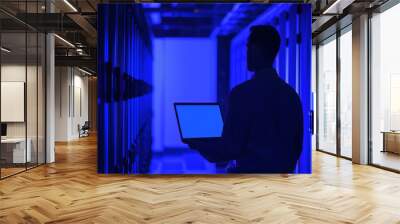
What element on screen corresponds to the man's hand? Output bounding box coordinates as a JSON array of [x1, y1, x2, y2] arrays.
[[187, 142, 197, 150], [183, 138, 220, 150], [182, 140, 200, 150]]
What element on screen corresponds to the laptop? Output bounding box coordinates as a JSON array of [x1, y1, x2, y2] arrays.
[[174, 103, 224, 142]]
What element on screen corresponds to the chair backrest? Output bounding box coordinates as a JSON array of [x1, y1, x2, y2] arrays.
[[82, 121, 90, 129]]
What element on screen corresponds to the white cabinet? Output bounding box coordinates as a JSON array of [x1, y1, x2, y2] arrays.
[[1, 138, 32, 163]]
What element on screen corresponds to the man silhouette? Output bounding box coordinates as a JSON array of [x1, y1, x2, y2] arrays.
[[187, 25, 303, 173]]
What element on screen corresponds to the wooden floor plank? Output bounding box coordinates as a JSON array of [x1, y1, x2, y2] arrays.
[[0, 135, 400, 223]]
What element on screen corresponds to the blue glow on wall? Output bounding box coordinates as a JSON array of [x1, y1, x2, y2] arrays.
[[152, 38, 217, 151]]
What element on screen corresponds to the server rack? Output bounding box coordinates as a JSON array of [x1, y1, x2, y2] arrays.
[[98, 4, 153, 174]]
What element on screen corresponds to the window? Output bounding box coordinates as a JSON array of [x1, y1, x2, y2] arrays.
[[0, 1, 47, 179], [339, 28, 352, 158], [370, 3, 400, 171], [317, 35, 337, 154]]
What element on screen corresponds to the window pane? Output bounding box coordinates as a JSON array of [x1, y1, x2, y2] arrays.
[[371, 4, 400, 171], [38, 32, 45, 165], [318, 37, 337, 154], [1, 30, 28, 177], [27, 31, 38, 169], [0, 1, 46, 178], [340, 29, 352, 158]]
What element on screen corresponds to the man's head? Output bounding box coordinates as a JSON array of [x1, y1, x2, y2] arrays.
[[247, 25, 281, 72]]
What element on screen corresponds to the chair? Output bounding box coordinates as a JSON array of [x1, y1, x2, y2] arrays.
[[78, 121, 90, 138]]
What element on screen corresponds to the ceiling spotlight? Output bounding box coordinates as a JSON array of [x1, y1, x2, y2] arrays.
[[322, 0, 354, 15], [78, 67, 93, 76], [54, 34, 75, 48], [63, 0, 78, 12], [1, 47, 11, 53]]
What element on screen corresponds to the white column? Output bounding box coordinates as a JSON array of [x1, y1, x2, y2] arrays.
[[46, 1, 55, 163], [352, 14, 369, 164], [46, 33, 55, 163]]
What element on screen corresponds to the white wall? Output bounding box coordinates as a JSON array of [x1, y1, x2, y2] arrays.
[[73, 74, 89, 136], [1, 66, 26, 139], [152, 38, 217, 151], [1, 65, 27, 141], [55, 67, 69, 141], [1, 65, 39, 137], [55, 67, 89, 141]]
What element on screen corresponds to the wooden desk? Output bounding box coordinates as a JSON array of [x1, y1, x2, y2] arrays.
[[1, 138, 31, 164], [382, 131, 400, 154]]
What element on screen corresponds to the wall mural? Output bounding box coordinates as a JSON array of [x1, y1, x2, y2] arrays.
[[98, 3, 312, 174]]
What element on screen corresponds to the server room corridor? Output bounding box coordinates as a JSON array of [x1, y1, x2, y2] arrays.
[[97, 3, 312, 174], [151, 35, 222, 174]]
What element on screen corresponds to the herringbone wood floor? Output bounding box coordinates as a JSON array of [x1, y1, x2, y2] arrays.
[[1, 135, 400, 224]]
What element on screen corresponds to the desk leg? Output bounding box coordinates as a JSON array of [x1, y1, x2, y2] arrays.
[[382, 133, 386, 153]]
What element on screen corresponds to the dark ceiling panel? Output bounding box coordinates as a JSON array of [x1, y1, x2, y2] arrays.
[[152, 25, 213, 37], [14, 13, 81, 32], [144, 3, 235, 37], [160, 16, 217, 25]]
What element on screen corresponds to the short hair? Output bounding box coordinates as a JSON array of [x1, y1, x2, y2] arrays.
[[248, 25, 281, 61]]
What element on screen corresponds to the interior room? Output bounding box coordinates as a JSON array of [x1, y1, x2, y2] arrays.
[[1, 0, 400, 223], [0, 5, 46, 178], [54, 66, 93, 141], [52, 7, 97, 142]]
